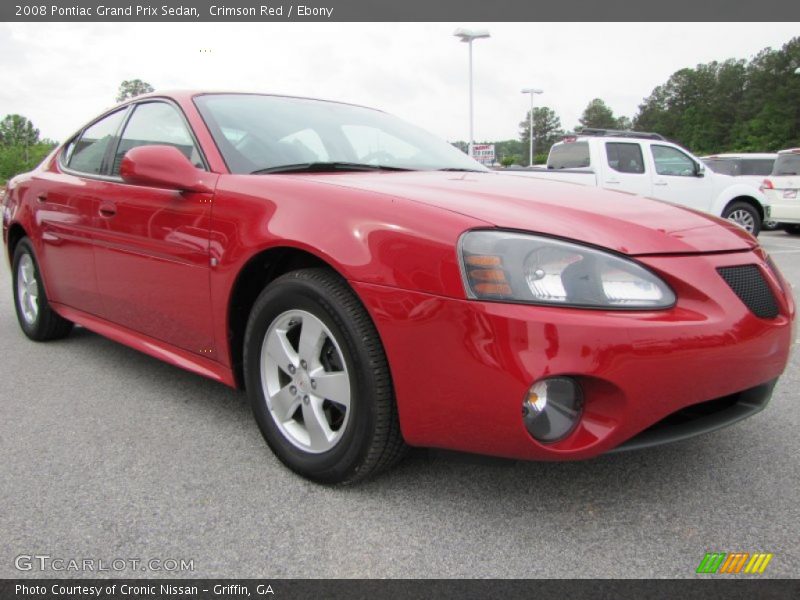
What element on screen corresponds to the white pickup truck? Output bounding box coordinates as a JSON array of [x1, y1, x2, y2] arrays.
[[505, 130, 770, 235]]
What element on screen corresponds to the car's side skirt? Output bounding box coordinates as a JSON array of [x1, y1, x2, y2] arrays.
[[50, 302, 238, 388]]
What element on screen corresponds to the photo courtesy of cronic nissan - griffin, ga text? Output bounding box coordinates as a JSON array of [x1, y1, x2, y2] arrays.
[[2, 92, 795, 483]]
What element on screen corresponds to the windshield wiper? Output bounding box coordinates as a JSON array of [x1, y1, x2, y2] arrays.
[[251, 162, 412, 175], [435, 167, 486, 172]]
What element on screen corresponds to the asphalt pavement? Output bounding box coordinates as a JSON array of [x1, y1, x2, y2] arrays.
[[0, 231, 798, 578]]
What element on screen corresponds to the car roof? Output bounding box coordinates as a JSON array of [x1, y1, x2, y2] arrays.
[[777, 148, 800, 155], [128, 89, 382, 112]]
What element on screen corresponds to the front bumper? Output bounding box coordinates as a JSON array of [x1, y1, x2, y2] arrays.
[[353, 248, 794, 460]]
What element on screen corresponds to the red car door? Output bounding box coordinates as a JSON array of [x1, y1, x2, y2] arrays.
[[91, 100, 218, 358], [34, 108, 129, 316]]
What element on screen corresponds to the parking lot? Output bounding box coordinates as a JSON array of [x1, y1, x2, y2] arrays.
[[0, 231, 798, 579]]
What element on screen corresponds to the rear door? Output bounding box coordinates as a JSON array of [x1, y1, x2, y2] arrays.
[[647, 143, 712, 211], [91, 100, 218, 357], [35, 108, 129, 315], [599, 141, 652, 197]]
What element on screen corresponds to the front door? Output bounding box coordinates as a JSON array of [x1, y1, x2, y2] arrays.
[[91, 101, 218, 358]]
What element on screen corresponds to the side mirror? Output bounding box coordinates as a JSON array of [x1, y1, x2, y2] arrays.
[[120, 145, 213, 193], [695, 162, 706, 177]]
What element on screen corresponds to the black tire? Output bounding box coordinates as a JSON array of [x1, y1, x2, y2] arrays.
[[784, 224, 800, 235], [243, 268, 406, 484], [12, 237, 73, 341], [722, 201, 761, 236]]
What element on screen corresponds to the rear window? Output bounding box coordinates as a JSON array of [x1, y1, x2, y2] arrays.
[[773, 154, 800, 176], [548, 142, 590, 169], [740, 159, 774, 176]]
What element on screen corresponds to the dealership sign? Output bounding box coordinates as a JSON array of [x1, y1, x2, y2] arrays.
[[472, 144, 495, 165]]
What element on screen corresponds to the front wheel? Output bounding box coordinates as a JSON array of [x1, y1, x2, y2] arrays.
[[243, 268, 406, 484], [723, 202, 761, 236]]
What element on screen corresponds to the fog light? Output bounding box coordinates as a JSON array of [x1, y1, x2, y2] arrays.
[[522, 377, 583, 443]]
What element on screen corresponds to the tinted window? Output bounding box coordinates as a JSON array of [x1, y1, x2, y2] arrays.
[[194, 94, 485, 174], [112, 102, 203, 175], [740, 159, 774, 176], [606, 142, 644, 174], [772, 154, 800, 176], [68, 109, 127, 175], [702, 158, 737, 176], [651, 145, 696, 177], [547, 142, 590, 169]]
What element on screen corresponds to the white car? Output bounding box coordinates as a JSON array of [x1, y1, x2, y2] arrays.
[[505, 129, 770, 235], [761, 148, 800, 234], [701, 153, 778, 229]]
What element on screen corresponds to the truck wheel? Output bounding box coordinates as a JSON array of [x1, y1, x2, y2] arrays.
[[12, 238, 73, 341], [723, 202, 760, 236], [243, 268, 406, 484]]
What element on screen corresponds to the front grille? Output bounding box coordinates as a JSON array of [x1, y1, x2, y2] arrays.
[[717, 265, 779, 319]]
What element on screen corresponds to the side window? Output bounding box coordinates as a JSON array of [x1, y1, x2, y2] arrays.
[[112, 102, 203, 175], [651, 145, 697, 177], [606, 142, 645, 174], [67, 109, 127, 175]]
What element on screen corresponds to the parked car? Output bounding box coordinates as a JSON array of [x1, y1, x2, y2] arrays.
[[3, 93, 794, 483], [505, 129, 770, 235], [701, 153, 779, 230], [760, 148, 800, 234]]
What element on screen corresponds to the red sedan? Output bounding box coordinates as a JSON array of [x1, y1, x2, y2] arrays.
[[2, 92, 795, 483]]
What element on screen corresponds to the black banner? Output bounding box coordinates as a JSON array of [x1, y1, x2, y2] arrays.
[[1, 579, 799, 600], [3, 0, 800, 22]]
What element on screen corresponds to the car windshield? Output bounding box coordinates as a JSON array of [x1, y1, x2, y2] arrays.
[[194, 93, 487, 174], [773, 154, 800, 176]]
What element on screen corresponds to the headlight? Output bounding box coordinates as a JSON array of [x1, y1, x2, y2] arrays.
[[459, 230, 675, 309]]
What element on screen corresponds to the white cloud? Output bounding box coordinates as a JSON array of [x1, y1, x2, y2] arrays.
[[0, 22, 797, 144]]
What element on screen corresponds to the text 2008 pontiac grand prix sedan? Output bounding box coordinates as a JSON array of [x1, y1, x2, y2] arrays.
[[2, 92, 795, 483]]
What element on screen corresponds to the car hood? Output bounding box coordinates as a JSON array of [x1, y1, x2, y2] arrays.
[[283, 171, 757, 256]]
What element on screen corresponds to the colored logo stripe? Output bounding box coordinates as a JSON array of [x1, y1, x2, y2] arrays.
[[697, 552, 773, 574]]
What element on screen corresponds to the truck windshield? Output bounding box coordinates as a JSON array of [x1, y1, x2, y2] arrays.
[[772, 154, 800, 176], [548, 142, 590, 170], [193, 93, 487, 174]]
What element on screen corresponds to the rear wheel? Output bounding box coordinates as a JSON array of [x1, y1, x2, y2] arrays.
[[12, 238, 73, 341], [243, 268, 406, 484], [723, 201, 761, 236]]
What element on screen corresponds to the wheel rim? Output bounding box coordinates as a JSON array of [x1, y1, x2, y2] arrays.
[[17, 254, 39, 325], [727, 209, 756, 233], [260, 309, 352, 454]]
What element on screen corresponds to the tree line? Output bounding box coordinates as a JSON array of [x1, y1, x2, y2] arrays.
[[480, 35, 800, 166]]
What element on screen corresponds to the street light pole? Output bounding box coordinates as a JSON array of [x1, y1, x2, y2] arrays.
[[521, 88, 543, 167], [454, 28, 490, 160]]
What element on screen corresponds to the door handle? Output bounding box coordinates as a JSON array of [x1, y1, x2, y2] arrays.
[[98, 201, 117, 218], [36, 193, 47, 203], [654, 181, 668, 186], [605, 179, 620, 185]]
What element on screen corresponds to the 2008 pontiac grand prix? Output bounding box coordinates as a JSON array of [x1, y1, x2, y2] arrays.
[[2, 92, 794, 483]]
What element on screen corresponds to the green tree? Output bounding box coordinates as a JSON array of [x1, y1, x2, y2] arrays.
[[116, 79, 155, 102], [518, 106, 563, 164], [578, 98, 618, 129], [0, 114, 40, 162], [633, 37, 800, 153]]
